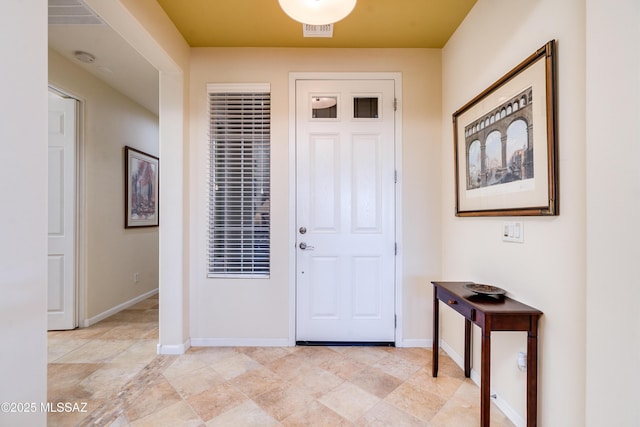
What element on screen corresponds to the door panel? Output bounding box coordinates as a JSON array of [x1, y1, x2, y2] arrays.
[[309, 134, 340, 232], [47, 255, 65, 312], [48, 91, 77, 330], [309, 256, 340, 319], [352, 134, 382, 232], [48, 147, 65, 234], [352, 256, 382, 318], [296, 79, 395, 342]]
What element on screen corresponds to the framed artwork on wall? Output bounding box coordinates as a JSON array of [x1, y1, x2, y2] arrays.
[[125, 146, 159, 228], [453, 40, 558, 217]]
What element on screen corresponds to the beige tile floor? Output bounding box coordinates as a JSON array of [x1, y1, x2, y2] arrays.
[[47, 294, 514, 426]]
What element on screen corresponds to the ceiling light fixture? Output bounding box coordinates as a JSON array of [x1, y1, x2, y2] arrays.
[[74, 50, 96, 64], [312, 97, 337, 108], [278, 0, 357, 25]]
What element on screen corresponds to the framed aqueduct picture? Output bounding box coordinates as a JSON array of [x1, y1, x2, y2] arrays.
[[453, 40, 558, 217], [125, 146, 159, 228]]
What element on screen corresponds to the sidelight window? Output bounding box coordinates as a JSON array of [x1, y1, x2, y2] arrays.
[[207, 84, 271, 277]]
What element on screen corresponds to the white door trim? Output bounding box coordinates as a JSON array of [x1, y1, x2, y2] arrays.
[[48, 85, 85, 329], [287, 72, 403, 346]]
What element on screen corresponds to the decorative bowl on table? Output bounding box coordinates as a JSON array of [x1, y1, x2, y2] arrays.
[[464, 283, 506, 296]]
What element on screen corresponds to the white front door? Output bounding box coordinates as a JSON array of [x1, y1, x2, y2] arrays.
[[296, 79, 396, 342], [47, 91, 77, 330]]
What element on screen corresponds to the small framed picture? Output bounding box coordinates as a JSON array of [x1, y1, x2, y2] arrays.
[[124, 146, 159, 228], [453, 40, 558, 216]]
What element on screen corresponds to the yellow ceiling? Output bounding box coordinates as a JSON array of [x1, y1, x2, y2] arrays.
[[155, 0, 477, 48]]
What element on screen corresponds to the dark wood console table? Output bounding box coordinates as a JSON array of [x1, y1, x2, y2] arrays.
[[431, 281, 542, 427]]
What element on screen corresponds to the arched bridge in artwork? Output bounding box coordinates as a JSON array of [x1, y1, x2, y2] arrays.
[[463, 87, 534, 190]]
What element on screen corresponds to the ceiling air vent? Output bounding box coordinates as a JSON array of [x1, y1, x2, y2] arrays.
[[48, 0, 104, 25], [303, 24, 333, 38]]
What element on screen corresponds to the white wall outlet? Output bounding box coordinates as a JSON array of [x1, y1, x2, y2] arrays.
[[517, 351, 527, 371], [502, 221, 524, 243], [134, 272, 140, 283]]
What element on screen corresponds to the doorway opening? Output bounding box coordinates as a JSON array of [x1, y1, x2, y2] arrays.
[[47, 87, 81, 331]]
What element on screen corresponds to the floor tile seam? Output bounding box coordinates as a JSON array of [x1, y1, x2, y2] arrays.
[[379, 381, 450, 424], [247, 379, 329, 422], [47, 363, 102, 401], [350, 398, 417, 426], [185, 383, 256, 424], [48, 339, 95, 362], [55, 340, 149, 365], [206, 348, 264, 368], [175, 367, 260, 402], [279, 398, 353, 426], [161, 395, 207, 426], [160, 361, 215, 383], [193, 384, 270, 425], [260, 352, 328, 368], [101, 322, 158, 330], [47, 362, 136, 394], [341, 356, 392, 371], [77, 354, 176, 426], [350, 379, 405, 402], [87, 338, 154, 345], [262, 361, 317, 382], [414, 374, 469, 399], [372, 352, 427, 370], [316, 392, 382, 424], [47, 353, 72, 364], [357, 360, 409, 377], [293, 376, 349, 401], [238, 373, 298, 402], [261, 362, 354, 399], [121, 369, 186, 423]]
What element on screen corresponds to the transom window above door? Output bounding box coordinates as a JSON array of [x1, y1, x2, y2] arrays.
[[310, 95, 382, 120], [353, 96, 379, 119], [311, 96, 337, 119]]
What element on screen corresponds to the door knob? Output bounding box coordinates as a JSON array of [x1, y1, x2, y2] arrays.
[[299, 242, 314, 250]]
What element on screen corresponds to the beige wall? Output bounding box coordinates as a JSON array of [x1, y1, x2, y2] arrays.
[[189, 48, 442, 343], [585, 1, 640, 425], [107, 0, 192, 352], [1, 1, 188, 424], [49, 49, 159, 320], [0, 2, 48, 425], [442, 0, 586, 425]]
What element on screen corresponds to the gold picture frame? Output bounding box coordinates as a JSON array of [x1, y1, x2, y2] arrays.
[[453, 40, 558, 216]]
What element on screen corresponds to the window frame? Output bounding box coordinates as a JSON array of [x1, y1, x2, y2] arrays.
[[207, 83, 271, 278]]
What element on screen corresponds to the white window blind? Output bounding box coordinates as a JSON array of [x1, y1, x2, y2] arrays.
[[207, 84, 270, 277]]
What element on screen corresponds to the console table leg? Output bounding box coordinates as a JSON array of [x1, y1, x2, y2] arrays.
[[481, 328, 491, 427], [464, 319, 471, 377], [527, 325, 539, 426], [432, 296, 439, 377]]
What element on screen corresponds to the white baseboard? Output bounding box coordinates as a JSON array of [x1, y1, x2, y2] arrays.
[[399, 338, 432, 348], [439, 339, 525, 427], [157, 340, 191, 355], [491, 393, 525, 427], [190, 338, 291, 347], [191, 338, 432, 349], [439, 339, 465, 368], [81, 288, 159, 327]]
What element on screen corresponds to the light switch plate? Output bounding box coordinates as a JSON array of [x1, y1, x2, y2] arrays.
[[502, 221, 524, 243]]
